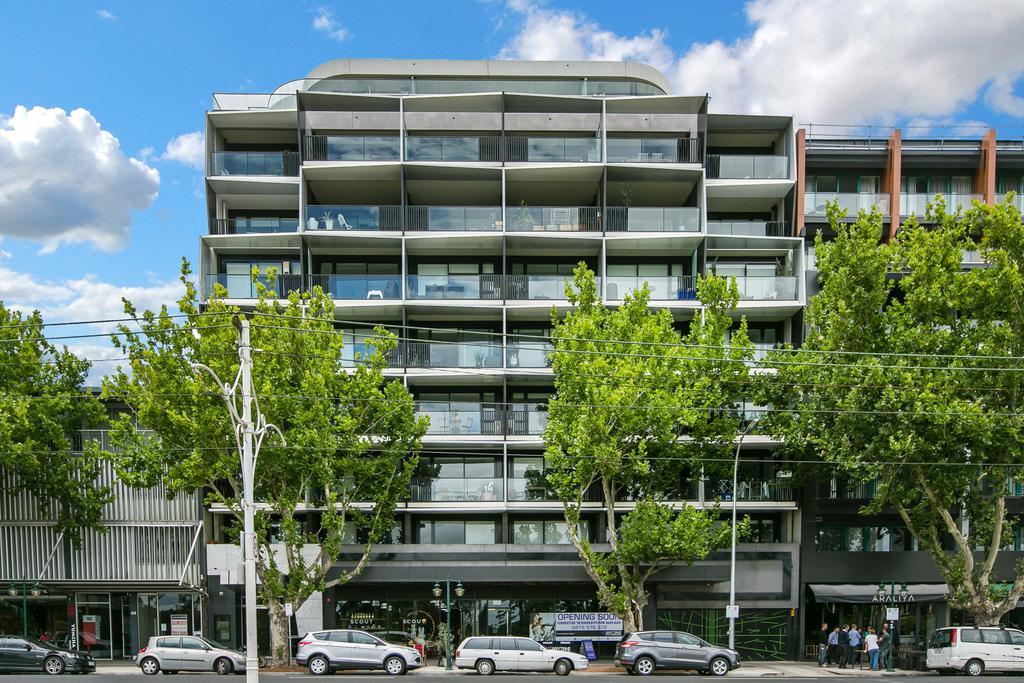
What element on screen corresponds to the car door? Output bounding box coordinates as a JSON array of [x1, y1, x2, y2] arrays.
[[648, 632, 680, 666], [513, 638, 550, 671], [2, 637, 40, 671], [675, 632, 710, 669], [1008, 630, 1024, 670], [981, 629, 1013, 672], [327, 631, 356, 667], [347, 631, 385, 668], [177, 637, 210, 671], [494, 638, 519, 671]]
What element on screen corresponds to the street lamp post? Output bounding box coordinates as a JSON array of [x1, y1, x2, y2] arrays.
[[432, 578, 464, 671], [876, 581, 908, 672], [728, 416, 759, 651], [7, 580, 42, 637]]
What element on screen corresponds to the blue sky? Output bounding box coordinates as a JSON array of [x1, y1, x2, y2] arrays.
[[0, 0, 1022, 368]]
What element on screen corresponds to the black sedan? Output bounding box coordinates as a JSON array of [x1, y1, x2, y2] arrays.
[[0, 635, 96, 674]]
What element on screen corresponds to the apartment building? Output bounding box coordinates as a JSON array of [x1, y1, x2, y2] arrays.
[[199, 59, 804, 660]]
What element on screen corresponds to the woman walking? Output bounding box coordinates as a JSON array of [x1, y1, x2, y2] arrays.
[[864, 626, 880, 671]]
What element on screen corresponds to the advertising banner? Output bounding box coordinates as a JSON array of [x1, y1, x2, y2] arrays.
[[529, 613, 556, 642], [171, 614, 189, 636], [554, 613, 623, 642]]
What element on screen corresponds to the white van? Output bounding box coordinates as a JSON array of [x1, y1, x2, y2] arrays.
[[927, 626, 1024, 676]]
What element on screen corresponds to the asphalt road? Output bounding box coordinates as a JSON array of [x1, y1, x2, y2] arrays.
[[32, 676, 964, 682]]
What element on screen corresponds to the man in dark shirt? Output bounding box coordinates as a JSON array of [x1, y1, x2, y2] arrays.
[[817, 623, 829, 667], [837, 624, 850, 669]]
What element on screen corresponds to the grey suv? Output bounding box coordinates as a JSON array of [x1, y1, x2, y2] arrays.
[[296, 629, 422, 675], [614, 630, 740, 676], [135, 635, 246, 675]]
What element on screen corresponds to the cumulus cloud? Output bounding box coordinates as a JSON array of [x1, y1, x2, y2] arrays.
[[161, 131, 204, 169], [313, 6, 350, 42], [499, 0, 1024, 124], [97, 9, 116, 20], [0, 106, 159, 253]]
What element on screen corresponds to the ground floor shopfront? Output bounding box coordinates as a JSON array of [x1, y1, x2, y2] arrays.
[[0, 587, 204, 659]]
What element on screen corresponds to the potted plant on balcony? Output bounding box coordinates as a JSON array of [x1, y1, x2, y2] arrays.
[[513, 200, 534, 231], [473, 349, 487, 368], [320, 210, 335, 230]]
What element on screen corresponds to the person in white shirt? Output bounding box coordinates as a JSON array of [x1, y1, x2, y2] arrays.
[[864, 626, 880, 671]]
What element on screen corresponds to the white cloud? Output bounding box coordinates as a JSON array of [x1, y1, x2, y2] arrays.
[[161, 131, 204, 169], [97, 9, 116, 21], [0, 106, 159, 253], [0, 249, 10, 260], [499, 0, 1024, 124], [313, 6, 350, 42]]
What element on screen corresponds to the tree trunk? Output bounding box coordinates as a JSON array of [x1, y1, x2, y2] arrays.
[[267, 598, 290, 662]]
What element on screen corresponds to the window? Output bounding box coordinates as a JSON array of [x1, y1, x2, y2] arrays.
[[329, 631, 350, 642], [350, 632, 380, 646], [180, 637, 206, 650], [930, 630, 952, 648], [961, 630, 982, 643], [512, 519, 589, 544], [517, 639, 543, 651], [418, 520, 497, 544], [981, 630, 1008, 645], [465, 638, 492, 650], [498, 638, 517, 651], [652, 632, 675, 643], [157, 637, 181, 648], [677, 633, 703, 647], [1009, 631, 1024, 646], [312, 632, 329, 641]]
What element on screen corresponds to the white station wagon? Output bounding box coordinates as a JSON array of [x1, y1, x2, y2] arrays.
[[454, 636, 589, 675], [927, 626, 1024, 676]]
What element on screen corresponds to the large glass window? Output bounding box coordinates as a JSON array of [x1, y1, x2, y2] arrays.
[[511, 519, 589, 544], [418, 520, 497, 544], [77, 594, 112, 659]]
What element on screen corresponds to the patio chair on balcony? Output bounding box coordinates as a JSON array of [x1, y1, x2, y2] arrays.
[[550, 208, 573, 231]]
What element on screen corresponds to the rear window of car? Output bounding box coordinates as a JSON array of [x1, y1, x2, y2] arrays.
[[982, 630, 1008, 644], [633, 632, 652, 641], [311, 632, 329, 641], [464, 638, 491, 650], [652, 632, 674, 643], [961, 629, 982, 643], [156, 637, 181, 649], [328, 631, 350, 643], [930, 630, 953, 648]]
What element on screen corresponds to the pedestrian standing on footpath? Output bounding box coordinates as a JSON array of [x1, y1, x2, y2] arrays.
[[879, 623, 893, 670], [827, 626, 839, 666], [864, 626, 880, 671], [837, 624, 850, 669], [817, 623, 829, 667], [848, 623, 862, 667]]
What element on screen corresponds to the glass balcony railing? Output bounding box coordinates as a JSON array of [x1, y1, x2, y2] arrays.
[[302, 135, 400, 161], [707, 220, 789, 237], [204, 273, 303, 299], [506, 206, 601, 232], [305, 205, 402, 231], [212, 217, 299, 235], [507, 477, 603, 502], [414, 403, 504, 434], [309, 275, 402, 300], [411, 477, 503, 501], [506, 341, 553, 368], [503, 275, 592, 300], [704, 478, 794, 502], [406, 275, 505, 300], [727, 276, 798, 301], [901, 193, 982, 216], [505, 137, 602, 163], [605, 207, 701, 232], [210, 151, 299, 176], [405, 342, 503, 369], [606, 138, 700, 164], [405, 206, 503, 231], [707, 154, 789, 179], [605, 275, 697, 301], [804, 192, 891, 217], [406, 136, 503, 162], [996, 193, 1024, 212], [506, 403, 548, 435]]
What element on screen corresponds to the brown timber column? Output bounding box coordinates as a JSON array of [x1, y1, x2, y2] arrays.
[[976, 129, 996, 204], [886, 129, 902, 240], [795, 129, 806, 236]]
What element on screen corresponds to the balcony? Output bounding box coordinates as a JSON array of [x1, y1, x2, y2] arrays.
[[707, 220, 789, 237], [507, 403, 548, 435], [302, 135, 400, 162], [406, 136, 502, 162], [816, 480, 875, 500], [204, 273, 303, 299], [729, 276, 798, 301], [605, 207, 701, 232], [605, 275, 697, 301], [506, 206, 601, 232], [507, 477, 603, 502], [210, 151, 299, 176], [406, 206, 503, 231], [309, 275, 402, 300], [706, 154, 788, 180], [305, 205, 402, 231], [506, 341, 553, 368], [406, 275, 504, 300], [411, 477, 503, 502], [606, 138, 700, 164], [996, 193, 1024, 212], [405, 342, 503, 369], [504, 275, 589, 300], [506, 137, 601, 163], [804, 192, 890, 217], [705, 478, 794, 502], [212, 217, 299, 235], [415, 403, 504, 434], [901, 193, 982, 216]]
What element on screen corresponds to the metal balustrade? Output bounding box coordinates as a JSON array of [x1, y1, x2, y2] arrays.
[[505, 206, 601, 232], [302, 135, 401, 161], [606, 137, 700, 163], [707, 154, 789, 179], [605, 207, 701, 232], [405, 206, 503, 231]]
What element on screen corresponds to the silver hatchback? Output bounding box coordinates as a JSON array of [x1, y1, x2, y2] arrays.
[[615, 630, 740, 676], [135, 635, 247, 675], [296, 629, 423, 675]]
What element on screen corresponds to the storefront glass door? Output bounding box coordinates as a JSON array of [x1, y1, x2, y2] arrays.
[[77, 594, 112, 659]]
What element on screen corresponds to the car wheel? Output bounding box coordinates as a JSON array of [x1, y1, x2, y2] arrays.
[[965, 659, 985, 677], [384, 655, 407, 676], [308, 655, 331, 676], [476, 658, 495, 675], [43, 656, 65, 675], [709, 656, 731, 677], [554, 658, 573, 676], [634, 656, 656, 676], [140, 657, 160, 675], [215, 657, 233, 675]]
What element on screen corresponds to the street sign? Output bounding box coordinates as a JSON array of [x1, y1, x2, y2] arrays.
[[726, 605, 740, 619], [285, 603, 294, 617], [886, 607, 900, 621]]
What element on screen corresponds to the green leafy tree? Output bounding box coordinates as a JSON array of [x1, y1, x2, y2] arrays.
[[0, 304, 108, 545], [759, 197, 1024, 625], [544, 265, 751, 632], [105, 261, 427, 658]]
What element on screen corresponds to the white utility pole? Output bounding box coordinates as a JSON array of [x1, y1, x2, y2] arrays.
[[192, 317, 283, 683], [728, 415, 759, 652]]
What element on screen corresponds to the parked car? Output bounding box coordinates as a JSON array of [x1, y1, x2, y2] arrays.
[[927, 626, 1024, 676], [614, 630, 740, 676], [135, 635, 246, 675], [453, 636, 589, 675], [0, 635, 95, 675], [296, 629, 423, 675], [374, 630, 436, 657]]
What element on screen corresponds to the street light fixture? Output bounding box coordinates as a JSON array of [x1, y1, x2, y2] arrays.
[[431, 578, 464, 671], [727, 415, 759, 651], [876, 580, 906, 672]]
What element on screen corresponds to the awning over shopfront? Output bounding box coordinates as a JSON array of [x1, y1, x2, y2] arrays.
[[809, 584, 949, 604]]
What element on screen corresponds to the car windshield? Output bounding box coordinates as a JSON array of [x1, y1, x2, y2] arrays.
[[24, 638, 53, 649]]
